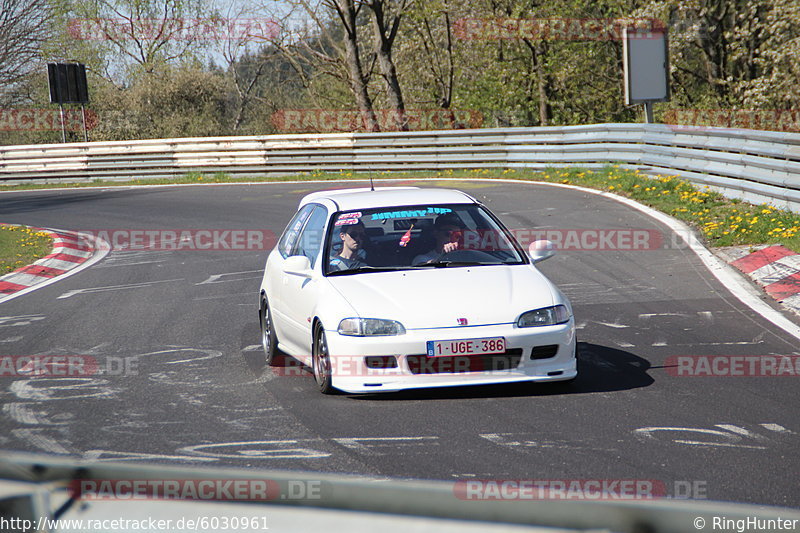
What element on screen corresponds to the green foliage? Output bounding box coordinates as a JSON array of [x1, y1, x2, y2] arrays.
[[228, 45, 316, 135], [0, 225, 53, 274], [89, 66, 233, 140], [2, 0, 799, 142]]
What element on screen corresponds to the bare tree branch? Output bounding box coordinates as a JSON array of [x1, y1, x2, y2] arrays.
[[0, 0, 52, 103]]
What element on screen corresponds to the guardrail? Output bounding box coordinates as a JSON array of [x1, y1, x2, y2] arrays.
[[2, 451, 800, 533], [2, 123, 800, 210]]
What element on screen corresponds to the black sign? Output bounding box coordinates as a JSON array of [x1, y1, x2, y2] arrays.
[[48, 63, 89, 104]]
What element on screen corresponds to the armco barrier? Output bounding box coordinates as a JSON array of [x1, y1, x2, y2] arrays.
[[1, 123, 800, 211], [2, 451, 800, 533]]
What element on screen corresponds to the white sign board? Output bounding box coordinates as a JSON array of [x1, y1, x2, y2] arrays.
[[623, 28, 669, 104]]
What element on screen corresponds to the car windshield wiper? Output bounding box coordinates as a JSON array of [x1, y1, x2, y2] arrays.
[[411, 261, 501, 268], [327, 266, 411, 276]]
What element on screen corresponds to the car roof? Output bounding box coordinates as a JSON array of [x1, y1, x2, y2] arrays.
[[299, 187, 478, 211]]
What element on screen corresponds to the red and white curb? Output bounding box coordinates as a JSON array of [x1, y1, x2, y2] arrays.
[[0, 226, 109, 304], [724, 245, 800, 316]]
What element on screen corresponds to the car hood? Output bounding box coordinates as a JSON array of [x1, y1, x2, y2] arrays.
[[328, 265, 556, 329]]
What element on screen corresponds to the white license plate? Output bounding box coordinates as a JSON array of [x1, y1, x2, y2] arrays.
[[426, 337, 506, 357]]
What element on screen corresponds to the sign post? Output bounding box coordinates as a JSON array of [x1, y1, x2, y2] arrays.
[[47, 63, 90, 142], [623, 27, 670, 123]]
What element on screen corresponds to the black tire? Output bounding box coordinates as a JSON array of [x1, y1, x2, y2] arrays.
[[312, 324, 335, 394], [260, 295, 279, 366]]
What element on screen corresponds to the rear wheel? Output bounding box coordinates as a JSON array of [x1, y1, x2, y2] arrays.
[[312, 324, 335, 394], [260, 296, 279, 366]]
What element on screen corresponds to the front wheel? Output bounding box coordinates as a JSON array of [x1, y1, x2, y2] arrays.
[[312, 325, 335, 394], [260, 296, 279, 366]]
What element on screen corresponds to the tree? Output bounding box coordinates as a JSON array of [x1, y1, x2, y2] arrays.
[[64, 0, 214, 81], [212, 3, 291, 132], [731, 0, 800, 108], [269, 0, 413, 131], [364, 0, 414, 129], [226, 44, 311, 134], [271, 0, 379, 130], [0, 0, 52, 105], [90, 65, 233, 140], [403, 0, 456, 110], [634, 0, 800, 111]]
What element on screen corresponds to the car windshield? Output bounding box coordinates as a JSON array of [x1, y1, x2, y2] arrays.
[[324, 203, 526, 275]]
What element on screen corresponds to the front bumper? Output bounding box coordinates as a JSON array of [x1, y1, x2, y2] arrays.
[[323, 320, 577, 393]]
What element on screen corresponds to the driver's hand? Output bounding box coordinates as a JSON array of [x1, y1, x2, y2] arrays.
[[443, 242, 459, 253]]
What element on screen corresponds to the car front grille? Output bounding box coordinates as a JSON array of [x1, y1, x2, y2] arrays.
[[406, 349, 524, 375]]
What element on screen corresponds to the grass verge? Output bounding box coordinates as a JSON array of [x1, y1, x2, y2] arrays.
[[1, 166, 798, 253], [0, 225, 54, 275]]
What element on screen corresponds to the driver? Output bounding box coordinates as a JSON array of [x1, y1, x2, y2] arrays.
[[329, 221, 368, 271], [413, 213, 465, 264]]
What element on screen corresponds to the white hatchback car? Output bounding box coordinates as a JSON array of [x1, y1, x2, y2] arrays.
[[258, 187, 577, 394]]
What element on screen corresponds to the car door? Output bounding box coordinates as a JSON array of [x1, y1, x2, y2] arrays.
[[268, 204, 315, 343], [281, 204, 329, 352]]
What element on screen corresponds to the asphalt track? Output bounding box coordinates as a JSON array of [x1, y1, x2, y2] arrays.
[[0, 180, 798, 507]]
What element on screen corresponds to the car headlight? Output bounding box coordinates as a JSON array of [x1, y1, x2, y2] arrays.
[[517, 305, 570, 327], [338, 318, 406, 336]]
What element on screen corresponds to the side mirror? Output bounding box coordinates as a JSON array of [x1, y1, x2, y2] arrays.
[[284, 255, 313, 277], [529, 240, 556, 263]]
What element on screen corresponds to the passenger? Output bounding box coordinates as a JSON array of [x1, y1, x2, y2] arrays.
[[329, 221, 368, 271], [413, 213, 465, 264]]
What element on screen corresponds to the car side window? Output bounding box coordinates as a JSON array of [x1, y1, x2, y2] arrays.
[[294, 205, 328, 268], [277, 204, 315, 258]]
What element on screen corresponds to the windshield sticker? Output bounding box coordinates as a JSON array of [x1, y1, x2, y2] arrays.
[[371, 207, 451, 220], [334, 212, 362, 226]]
